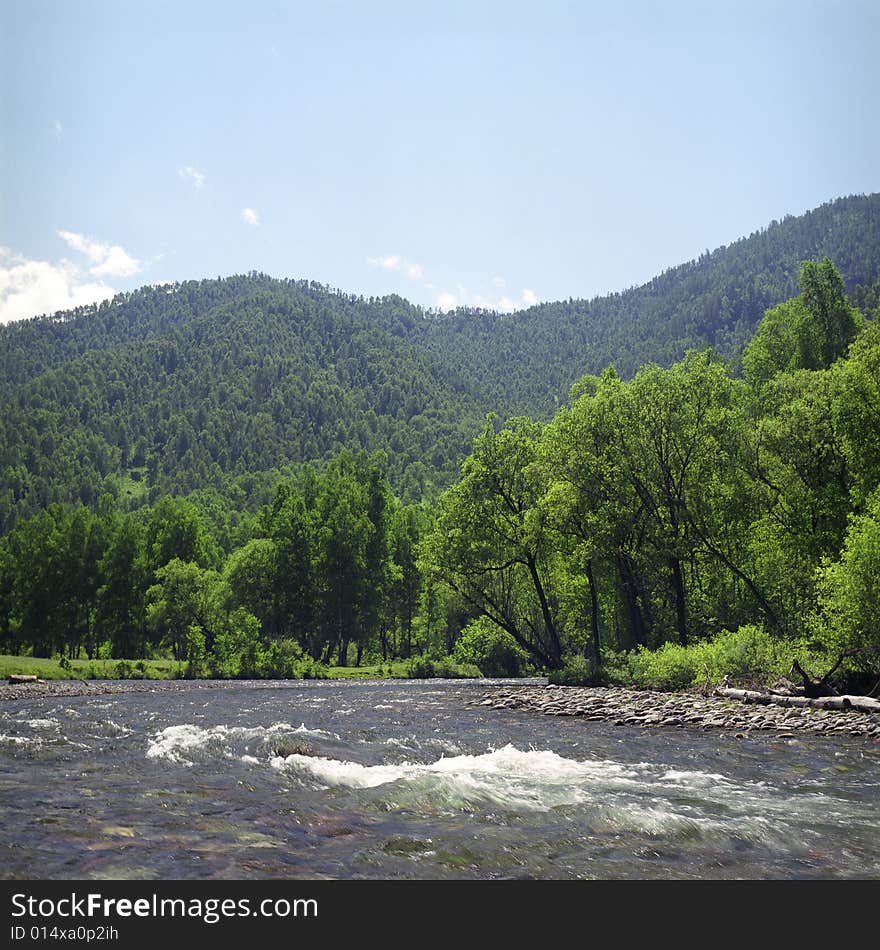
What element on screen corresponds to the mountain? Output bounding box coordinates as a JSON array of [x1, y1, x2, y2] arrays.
[[413, 193, 880, 416], [1, 193, 878, 533]]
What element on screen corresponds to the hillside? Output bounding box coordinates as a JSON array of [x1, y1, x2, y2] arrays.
[[0, 193, 878, 532], [414, 193, 880, 415]]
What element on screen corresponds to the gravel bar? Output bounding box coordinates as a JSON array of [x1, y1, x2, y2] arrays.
[[470, 683, 880, 740]]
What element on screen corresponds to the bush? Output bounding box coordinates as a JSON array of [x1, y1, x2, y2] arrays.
[[406, 656, 481, 679], [700, 625, 781, 684], [294, 654, 328, 680], [453, 618, 528, 677], [625, 642, 703, 691], [610, 625, 800, 691], [548, 654, 604, 686], [259, 639, 302, 678]]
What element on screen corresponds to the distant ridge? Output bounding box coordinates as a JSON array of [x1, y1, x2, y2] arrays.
[[1, 193, 878, 529]]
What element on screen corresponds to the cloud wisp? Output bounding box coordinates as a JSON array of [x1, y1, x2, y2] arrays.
[[368, 252, 540, 313], [367, 254, 423, 281], [439, 286, 541, 313], [241, 208, 260, 227], [178, 166, 206, 190], [57, 230, 142, 278]]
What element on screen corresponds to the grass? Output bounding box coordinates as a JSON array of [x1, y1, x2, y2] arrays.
[[0, 655, 480, 681], [323, 660, 413, 679], [0, 655, 185, 681]]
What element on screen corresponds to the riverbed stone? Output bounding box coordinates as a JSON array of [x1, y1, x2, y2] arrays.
[[475, 684, 880, 741]]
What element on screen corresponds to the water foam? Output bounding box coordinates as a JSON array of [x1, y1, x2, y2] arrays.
[[268, 743, 845, 842], [146, 721, 340, 766], [25, 718, 59, 730], [273, 744, 644, 811]]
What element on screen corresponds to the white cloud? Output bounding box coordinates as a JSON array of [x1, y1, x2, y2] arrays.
[[178, 165, 205, 190], [56, 230, 141, 278], [467, 288, 539, 313], [435, 291, 458, 311], [51, 119, 63, 138], [0, 248, 115, 324], [368, 254, 402, 271], [368, 254, 424, 281], [242, 207, 260, 227], [491, 275, 506, 289]]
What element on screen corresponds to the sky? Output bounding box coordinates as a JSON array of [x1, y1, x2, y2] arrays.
[[1, 0, 878, 324]]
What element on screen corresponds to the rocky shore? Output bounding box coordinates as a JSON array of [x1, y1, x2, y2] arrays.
[[6, 678, 880, 739], [0, 678, 293, 703], [473, 683, 880, 739]]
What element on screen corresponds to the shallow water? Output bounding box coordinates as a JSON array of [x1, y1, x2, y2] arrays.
[[1, 680, 878, 879]]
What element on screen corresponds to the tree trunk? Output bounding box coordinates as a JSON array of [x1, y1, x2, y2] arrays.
[[671, 558, 688, 647], [585, 559, 602, 669], [526, 555, 563, 669], [715, 687, 880, 714], [616, 554, 647, 648]]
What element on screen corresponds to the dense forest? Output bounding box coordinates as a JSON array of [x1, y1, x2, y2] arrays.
[[1, 194, 879, 537], [1, 196, 879, 688]]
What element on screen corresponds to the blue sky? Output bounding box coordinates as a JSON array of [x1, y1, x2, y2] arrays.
[[1, 0, 878, 323]]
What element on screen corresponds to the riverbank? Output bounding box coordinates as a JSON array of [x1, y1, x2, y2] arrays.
[[0, 678, 292, 702], [5, 677, 880, 739], [472, 683, 880, 739]]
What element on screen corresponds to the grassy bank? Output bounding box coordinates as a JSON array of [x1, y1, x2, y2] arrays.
[[0, 655, 481, 682], [0, 655, 184, 681]]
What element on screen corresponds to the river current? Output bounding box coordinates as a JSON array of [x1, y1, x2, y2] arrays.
[[1, 680, 878, 879]]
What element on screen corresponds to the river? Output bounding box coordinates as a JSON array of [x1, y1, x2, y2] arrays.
[[1, 680, 878, 879]]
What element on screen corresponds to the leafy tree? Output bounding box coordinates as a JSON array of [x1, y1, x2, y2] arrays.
[[453, 616, 528, 677], [96, 514, 149, 657], [815, 490, 880, 660], [743, 258, 861, 385], [831, 321, 880, 506], [223, 538, 280, 638], [425, 417, 565, 669], [145, 559, 229, 660]]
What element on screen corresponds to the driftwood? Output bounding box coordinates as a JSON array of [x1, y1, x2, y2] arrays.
[[7, 674, 45, 684], [714, 686, 880, 715], [789, 658, 840, 697]]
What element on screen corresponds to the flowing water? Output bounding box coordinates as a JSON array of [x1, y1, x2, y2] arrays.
[[0, 680, 878, 879]]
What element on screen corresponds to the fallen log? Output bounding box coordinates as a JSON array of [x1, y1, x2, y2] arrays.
[[7, 674, 45, 684], [714, 687, 880, 714]]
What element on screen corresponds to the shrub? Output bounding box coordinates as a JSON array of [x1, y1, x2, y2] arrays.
[[700, 625, 781, 684], [625, 642, 702, 691], [294, 654, 328, 679], [548, 654, 604, 686], [406, 656, 481, 679], [453, 618, 528, 677], [184, 627, 207, 680]]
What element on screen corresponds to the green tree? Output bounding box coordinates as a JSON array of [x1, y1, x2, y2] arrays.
[[424, 417, 564, 669], [224, 538, 280, 637], [145, 559, 229, 660], [743, 258, 861, 386], [815, 490, 880, 661], [96, 514, 149, 657]]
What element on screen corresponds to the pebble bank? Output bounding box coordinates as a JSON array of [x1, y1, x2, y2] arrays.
[[472, 683, 880, 739]]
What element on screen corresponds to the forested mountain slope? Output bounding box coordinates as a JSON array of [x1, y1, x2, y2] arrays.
[[1, 193, 878, 532], [415, 193, 880, 415]]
